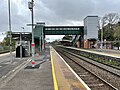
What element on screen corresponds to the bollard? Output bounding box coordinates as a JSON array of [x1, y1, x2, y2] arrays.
[[32, 61, 35, 67]]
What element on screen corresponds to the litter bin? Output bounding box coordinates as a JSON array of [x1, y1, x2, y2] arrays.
[[16, 46, 25, 58]]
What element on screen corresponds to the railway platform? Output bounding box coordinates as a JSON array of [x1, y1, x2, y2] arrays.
[[0, 50, 54, 90], [0, 46, 90, 90], [50, 46, 90, 90]]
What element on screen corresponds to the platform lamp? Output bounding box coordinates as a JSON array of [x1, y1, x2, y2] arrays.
[[8, 0, 12, 63], [117, 18, 120, 50], [28, 0, 35, 67]]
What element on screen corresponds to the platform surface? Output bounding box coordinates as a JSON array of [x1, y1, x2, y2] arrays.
[[0, 50, 54, 90], [50, 47, 90, 90], [0, 47, 90, 90]]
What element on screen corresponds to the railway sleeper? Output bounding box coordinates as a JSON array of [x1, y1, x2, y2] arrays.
[[78, 72, 89, 75], [84, 81, 103, 86], [88, 83, 104, 87], [90, 85, 110, 90], [83, 78, 100, 82], [79, 74, 90, 77]]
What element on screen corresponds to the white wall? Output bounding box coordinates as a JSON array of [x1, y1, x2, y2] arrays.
[[84, 16, 99, 40]]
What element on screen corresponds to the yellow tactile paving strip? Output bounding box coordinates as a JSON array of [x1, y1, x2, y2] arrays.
[[50, 47, 89, 90], [50, 49, 59, 90]]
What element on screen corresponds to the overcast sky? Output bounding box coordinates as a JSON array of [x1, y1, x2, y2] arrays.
[[0, 0, 120, 41]]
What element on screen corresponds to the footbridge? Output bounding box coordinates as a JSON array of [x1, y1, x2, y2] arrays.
[[12, 16, 99, 54], [34, 23, 84, 52]]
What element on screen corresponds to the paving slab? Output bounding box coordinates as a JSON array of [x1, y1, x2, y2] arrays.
[[50, 47, 90, 90], [0, 51, 54, 90]]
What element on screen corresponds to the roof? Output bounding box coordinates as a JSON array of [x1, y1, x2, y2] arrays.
[[84, 16, 98, 20], [45, 26, 84, 28], [12, 32, 32, 41]]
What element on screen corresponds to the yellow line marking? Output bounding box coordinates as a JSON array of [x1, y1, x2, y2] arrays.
[[53, 47, 91, 90], [50, 47, 58, 90]]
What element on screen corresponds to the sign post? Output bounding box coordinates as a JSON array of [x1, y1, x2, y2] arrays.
[[31, 43, 35, 67], [28, 0, 35, 67]]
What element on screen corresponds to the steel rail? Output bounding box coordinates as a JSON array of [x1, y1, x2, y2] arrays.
[[55, 47, 118, 90]]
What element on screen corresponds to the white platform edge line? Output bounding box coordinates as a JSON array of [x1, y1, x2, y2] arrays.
[[58, 45, 120, 58], [52, 47, 91, 90], [0, 51, 16, 57]]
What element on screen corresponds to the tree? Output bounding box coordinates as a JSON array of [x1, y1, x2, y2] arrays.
[[3, 31, 10, 46], [98, 16, 106, 41], [3, 31, 15, 49], [100, 13, 119, 41], [114, 25, 120, 39], [113, 24, 120, 49]]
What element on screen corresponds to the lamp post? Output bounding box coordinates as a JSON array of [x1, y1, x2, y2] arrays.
[[8, 0, 12, 63], [20, 32, 22, 59], [28, 0, 35, 67], [101, 25, 103, 49], [117, 19, 120, 50], [20, 27, 24, 59]]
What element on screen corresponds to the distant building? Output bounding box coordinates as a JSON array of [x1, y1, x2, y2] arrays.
[[83, 16, 99, 48]]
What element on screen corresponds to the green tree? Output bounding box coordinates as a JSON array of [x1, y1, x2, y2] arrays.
[[114, 25, 120, 39], [103, 24, 115, 41], [3, 31, 15, 49], [113, 24, 120, 49], [4, 31, 10, 46], [100, 13, 119, 41]]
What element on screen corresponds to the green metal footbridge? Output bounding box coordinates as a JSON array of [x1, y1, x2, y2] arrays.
[[34, 23, 84, 52]]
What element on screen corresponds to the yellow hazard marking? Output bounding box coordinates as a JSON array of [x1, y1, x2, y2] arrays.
[[50, 47, 58, 90]]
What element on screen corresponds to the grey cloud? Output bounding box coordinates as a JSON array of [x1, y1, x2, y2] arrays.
[[1, 0, 120, 35], [91, 0, 120, 15], [36, 0, 120, 25], [0, 0, 31, 33], [36, 0, 95, 24]]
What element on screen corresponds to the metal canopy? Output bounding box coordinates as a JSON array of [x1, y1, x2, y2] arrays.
[[12, 32, 32, 41]]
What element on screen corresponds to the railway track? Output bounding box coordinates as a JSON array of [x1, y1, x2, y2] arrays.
[[54, 46, 119, 90], [58, 46, 120, 69]]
